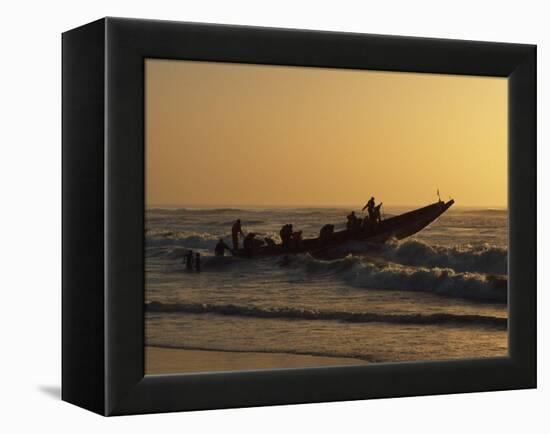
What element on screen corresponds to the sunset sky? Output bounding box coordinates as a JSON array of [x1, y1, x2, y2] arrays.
[[145, 59, 507, 208]]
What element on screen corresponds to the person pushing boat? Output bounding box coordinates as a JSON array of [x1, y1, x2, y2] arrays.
[[194, 252, 201, 272], [214, 238, 232, 256], [184, 250, 194, 271], [231, 219, 245, 250], [279, 224, 293, 250]]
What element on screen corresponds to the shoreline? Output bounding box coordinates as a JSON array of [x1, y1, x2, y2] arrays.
[[145, 346, 368, 375]]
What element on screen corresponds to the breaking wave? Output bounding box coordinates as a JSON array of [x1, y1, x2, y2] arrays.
[[145, 229, 222, 250], [146, 302, 506, 328], [294, 254, 507, 302], [382, 239, 507, 274]]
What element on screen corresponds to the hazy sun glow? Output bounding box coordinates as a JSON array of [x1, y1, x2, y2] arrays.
[[146, 59, 507, 208]]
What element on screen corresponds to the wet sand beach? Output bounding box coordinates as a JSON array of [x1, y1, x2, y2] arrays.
[[145, 346, 367, 375]]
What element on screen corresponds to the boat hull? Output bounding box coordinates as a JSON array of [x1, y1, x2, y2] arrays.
[[234, 200, 454, 258]]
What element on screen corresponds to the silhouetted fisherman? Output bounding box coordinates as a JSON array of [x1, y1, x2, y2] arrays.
[[290, 230, 303, 250], [362, 197, 376, 217], [319, 224, 335, 245], [346, 211, 359, 232], [373, 203, 383, 223], [243, 232, 265, 256], [280, 224, 293, 250], [362, 215, 371, 230], [362, 197, 375, 212], [195, 252, 201, 272], [231, 219, 244, 251], [214, 239, 231, 256], [185, 250, 194, 271]]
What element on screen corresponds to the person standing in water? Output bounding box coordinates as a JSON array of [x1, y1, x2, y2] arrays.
[[231, 219, 244, 251], [185, 250, 194, 271], [214, 238, 231, 256], [195, 252, 201, 272], [279, 224, 293, 250]]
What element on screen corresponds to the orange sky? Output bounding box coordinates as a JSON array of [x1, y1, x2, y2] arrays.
[[145, 59, 507, 208]]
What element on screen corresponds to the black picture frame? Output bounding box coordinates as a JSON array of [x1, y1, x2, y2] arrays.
[[62, 17, 536, 416]]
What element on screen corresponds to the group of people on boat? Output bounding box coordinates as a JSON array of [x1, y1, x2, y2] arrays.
[[279, 224, 303, 250], [346, 196, 383, 233], [212, 197, 384, 257], [219, 221, 303, 256], [226, 218, 269, 254]]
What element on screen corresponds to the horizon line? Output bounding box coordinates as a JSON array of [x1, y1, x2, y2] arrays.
[[146, 203, 508, 210]]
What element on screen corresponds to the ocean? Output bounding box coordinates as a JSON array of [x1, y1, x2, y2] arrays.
[[145, 206, 508, 366]]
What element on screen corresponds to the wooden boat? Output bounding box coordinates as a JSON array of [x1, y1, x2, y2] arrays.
[[234, 199, 454, 258]]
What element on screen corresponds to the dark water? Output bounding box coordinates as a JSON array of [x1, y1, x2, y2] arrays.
[[145, 206, 508, 364]]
